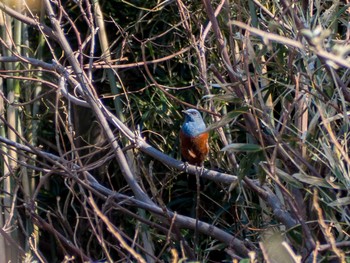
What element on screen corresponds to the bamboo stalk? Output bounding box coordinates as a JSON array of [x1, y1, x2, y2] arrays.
[[0, 4, 18, 261], [93, 0, 125, 122]]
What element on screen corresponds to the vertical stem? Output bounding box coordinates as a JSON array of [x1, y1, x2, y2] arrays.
[[0, 0, 23, 260], [0, 6, 16, 262], [93, 0, 125, 122], [0, 71, 8, 263]]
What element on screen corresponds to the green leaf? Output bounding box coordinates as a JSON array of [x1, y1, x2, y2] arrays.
[[275, 168, 304, 188], [292, 173, 331, 188], [328, 197, 350, 207], [221, 143, 262, 152], [206, 107, 248, 132]]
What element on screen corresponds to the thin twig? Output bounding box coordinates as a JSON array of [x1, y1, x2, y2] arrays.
[[88, 197, 147, 263]]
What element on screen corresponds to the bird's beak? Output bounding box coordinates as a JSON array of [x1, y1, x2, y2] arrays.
[[182, 110, 189, 115]]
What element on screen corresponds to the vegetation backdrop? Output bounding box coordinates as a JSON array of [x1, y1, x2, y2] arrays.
[[0, 0, 349, 262]]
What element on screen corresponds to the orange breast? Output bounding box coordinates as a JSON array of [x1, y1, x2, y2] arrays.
[[180, 131, 209, 165]]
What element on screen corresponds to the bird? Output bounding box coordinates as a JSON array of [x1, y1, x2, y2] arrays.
[[180, 109, 209, 165]]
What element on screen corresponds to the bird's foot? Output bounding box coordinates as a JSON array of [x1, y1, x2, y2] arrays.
[[184, 161, 189, 173]]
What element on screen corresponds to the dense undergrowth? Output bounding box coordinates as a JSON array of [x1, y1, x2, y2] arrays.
[[0, 0, 350, 262]]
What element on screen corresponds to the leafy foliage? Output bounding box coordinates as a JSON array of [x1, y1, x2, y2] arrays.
[[0, 0, 350, 262]]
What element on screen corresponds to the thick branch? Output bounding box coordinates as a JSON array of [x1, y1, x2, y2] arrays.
[[43, 0, 152, 203], [0, 135, 250, 257]]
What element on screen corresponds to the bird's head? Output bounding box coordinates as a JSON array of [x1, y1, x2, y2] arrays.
[[181, 109, 206, 137]]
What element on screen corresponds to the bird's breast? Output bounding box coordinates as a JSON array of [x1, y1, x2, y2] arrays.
[[180, 130, 209, 165]]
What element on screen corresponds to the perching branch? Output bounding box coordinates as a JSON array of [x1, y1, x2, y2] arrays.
[[0, 134, 250, 257]]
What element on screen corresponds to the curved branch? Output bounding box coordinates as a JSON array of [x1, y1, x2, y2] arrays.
[[0, 51, 298, 243], [0, 2, 305, 257], [43, 0, 152, 204], [0, 135, 250, 257]]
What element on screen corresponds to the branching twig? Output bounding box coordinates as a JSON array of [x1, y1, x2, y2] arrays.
[[0, 135, 251, 256], [88, 197, 147, 263]]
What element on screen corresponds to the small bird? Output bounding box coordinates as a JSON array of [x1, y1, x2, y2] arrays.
[[180, 109, 209, 165]]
